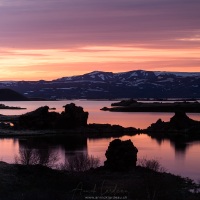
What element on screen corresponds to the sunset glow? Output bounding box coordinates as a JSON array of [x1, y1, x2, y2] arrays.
[[0, 0, 200, 80]]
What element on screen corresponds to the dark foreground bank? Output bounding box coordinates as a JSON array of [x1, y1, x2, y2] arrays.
[[0, 162, 199, 200]]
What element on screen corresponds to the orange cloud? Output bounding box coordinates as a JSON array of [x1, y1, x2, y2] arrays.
[[0, 45, 199, 80]]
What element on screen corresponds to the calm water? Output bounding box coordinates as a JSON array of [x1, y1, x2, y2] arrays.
[[0, 100, 200, 181]]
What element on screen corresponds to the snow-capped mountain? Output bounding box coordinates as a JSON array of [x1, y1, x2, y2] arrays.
[[0, 70, 199, 99]]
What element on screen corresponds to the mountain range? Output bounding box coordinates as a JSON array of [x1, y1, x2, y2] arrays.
[[0, 70, 199, 99]]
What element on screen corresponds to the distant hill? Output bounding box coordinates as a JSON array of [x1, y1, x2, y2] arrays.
[[0, 89, 29, 101], [0, 70, 199, 99]]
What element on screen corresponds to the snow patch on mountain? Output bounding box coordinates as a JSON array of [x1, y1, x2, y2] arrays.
[[99, 74, 105, 80], [158, 78, 174, 83], [155, 71, 200, 77], [128, 72, 138, 78]]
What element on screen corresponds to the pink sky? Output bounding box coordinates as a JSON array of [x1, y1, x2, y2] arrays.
[[0, 0, 200, 80]]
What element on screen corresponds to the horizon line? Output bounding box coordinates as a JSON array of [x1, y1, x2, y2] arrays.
[[1, 69, 200, 82]]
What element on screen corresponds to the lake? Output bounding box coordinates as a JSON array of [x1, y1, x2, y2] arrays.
[[0, 100, 200, 181]]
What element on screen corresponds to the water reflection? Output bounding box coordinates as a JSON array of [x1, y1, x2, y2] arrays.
[[170, 141, 188, 154], [0, 100, 200, 129], [0, 134, 200, 181], [150, 136, 197, 159], [87, 134, 200, 181], [15, 148, 59, 167], [18, 136, 87, 151], [17, 136, 88, 165], [146, 134, 198, 157]]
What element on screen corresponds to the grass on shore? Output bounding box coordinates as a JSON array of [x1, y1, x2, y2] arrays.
[[0, 161, 200, 200]]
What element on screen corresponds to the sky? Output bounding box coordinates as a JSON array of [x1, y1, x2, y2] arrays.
[[0, 0, 200, 80]]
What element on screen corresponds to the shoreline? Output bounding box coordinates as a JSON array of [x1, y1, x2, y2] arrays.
[[101, 99, 200, 113], [0, 161, 199, 200], [0, 124, 140, 138]]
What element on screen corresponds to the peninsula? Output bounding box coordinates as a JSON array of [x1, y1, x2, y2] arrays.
[[101, 99, 200, 113], [0, 104, 26, 110]]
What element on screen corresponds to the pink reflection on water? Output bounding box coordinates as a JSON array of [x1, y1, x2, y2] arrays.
[[0, 134, 200, 181], [0, 139, 19, 163], [87, 134, 200, 182], [0, 100, 199, 181]]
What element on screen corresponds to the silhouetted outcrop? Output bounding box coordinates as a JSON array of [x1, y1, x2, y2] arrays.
[[169, 111, 198, 129], [18, 106, 59, 129], [18, 103, 88, 130], [104, 139, 138, 171], [62, 103, 88, 128], [146, 111, 200, 141], [0, 104, 26, 109], [87, 123, 138, 137], [0, 89, 28, 101], [111, 99, 138, 106], [148, 111, 200, 132]]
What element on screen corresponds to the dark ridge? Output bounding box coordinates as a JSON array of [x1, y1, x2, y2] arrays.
[[0, 70, 200, 99], [0, 88, 29, 101]]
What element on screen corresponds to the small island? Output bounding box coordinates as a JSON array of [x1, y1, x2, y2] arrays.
[[101, 99, 200, 113], [146, 111, 200, 142], [0, 104, 26, 110]]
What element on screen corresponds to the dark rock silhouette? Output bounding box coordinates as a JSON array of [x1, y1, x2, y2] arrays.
[[62, 103, 88, 128], [0, 103, 26, 110], [18, 103, 88, 130], [111, 99, 138, 106], [170, 111, 198, 130], [146, 111, 200, 141], [104, 139, 138, 171], [87, 123, 138, 136], [148, 111, 200, 132], [100, 107, 109, 111]]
